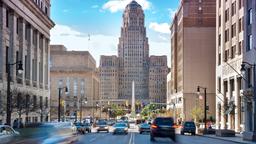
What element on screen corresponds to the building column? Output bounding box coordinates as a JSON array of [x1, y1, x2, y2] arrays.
[[221, 80, 226, 129], [227, 79, 232, 129], [234, 76, 241, 132]]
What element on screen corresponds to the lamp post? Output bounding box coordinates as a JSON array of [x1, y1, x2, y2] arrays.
[[58, 87, 68, 122], [240, 61, 256, 137], [80, 97, 87, 122], [6, 60, 23, 126], [197, 86, 207, 132]]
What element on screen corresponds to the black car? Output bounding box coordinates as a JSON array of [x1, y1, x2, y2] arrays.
[[150, 117, 175, 142], [181, 121, 196, 135], [83, 123, 92, 133]]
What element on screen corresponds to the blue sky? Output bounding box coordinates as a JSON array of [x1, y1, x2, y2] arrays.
[[50, 0, 180, 66]]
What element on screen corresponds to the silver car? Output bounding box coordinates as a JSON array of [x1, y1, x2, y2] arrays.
[[0, 125, 20, 143]]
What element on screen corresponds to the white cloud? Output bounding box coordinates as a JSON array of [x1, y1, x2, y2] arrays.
[[91, 5, 99, 9], [149, 22, 170, 34], [50, 24, 118, 66], [102, 0, 151, 13], [168, 8, 176, 19]]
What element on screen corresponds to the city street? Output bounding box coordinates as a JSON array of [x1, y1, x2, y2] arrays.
[[74, 124, 236, 144]]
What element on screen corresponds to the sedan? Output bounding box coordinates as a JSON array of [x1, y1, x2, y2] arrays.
[[0, 125, 20, 143], [139, 123, 150, 134], [72, 122, 86, 134], [96, 121, 109, 133], [113, 123, 128, 135]]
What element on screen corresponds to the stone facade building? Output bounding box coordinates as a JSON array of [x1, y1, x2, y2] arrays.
[[99, 1, 168, 108], [0, 0, 54, 125], [99, 55, 119, 105], [170, 0, 216, 121], [149, 56, 168, 104], [215, 0, 246, 132], [50, 45, 99, 121], [241, 0, 256, 140], [118, 1, 149, 103]]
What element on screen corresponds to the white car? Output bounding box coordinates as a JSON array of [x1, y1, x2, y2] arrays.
[[0, 125, 20, 143]]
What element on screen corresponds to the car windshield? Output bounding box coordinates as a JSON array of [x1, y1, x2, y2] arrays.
[[115, 123, 126, 127], [184, 122, 195, 127], [98, 122, 107, 125], [155, 118, 173, 126]]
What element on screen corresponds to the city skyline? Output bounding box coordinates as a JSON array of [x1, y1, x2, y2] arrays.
[[50, 0, 180, 66]]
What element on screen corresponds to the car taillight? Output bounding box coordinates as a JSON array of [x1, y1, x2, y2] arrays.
[[151, 124, 158, 129]]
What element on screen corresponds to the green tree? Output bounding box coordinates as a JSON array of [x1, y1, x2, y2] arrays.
[[191, 106, 204, 123]]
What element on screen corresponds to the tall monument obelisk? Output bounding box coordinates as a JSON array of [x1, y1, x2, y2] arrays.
[[131, 80, 135, 117]]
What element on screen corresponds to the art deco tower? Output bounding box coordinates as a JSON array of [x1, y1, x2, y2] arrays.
[[118, 1, 149, 102]]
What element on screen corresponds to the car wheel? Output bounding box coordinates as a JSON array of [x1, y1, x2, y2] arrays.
[[181, 131, 184, 135], [150, 135, 155, 141], [139, 131, 142, 134], [192, 132, 196, 136], [97, 130, 99, 133], [82, 131, 85, 134], [107, 130, 109, 133]]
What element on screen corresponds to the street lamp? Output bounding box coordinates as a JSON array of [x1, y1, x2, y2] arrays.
[[58, 87, 68, 122], [197, 86, 207, 133], [240, 61, 256, 138], [6, 60, 23, 126], [80, 97, 87, 122]]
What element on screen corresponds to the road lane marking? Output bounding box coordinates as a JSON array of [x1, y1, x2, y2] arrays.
[[128, 133, 135, 144]]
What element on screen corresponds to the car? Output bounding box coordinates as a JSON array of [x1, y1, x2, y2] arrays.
[[107, 120, 116, 126], [96, 121, 109, 133], [181, 121, 196, 135], [150, 117, 175, 142], [139, 122, 150, 134], [113, 123, 128, 135], [123, 120, 130, 128], [83, 123, 92, 133], [72, 122, 86, 134], [0, 125, 20, 143], [136, 119, 145, 125]]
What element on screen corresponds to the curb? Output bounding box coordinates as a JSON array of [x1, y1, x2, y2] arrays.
[[199, 134, 249, 144]]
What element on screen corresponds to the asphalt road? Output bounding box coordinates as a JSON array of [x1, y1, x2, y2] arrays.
[[74, 124, 237, 144], [8, 123, 237, 144]]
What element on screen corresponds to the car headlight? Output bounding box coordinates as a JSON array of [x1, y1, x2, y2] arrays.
[[105, 126, 108, 129], [125, 128, 128, 131]]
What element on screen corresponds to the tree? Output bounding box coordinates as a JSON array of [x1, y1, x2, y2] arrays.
[[109, 104, 125, 118], [191, 106, 204, 123]]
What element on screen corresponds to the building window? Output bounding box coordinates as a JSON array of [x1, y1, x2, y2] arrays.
[[225, 9, 229, 22], [248, 9, 252, 25], [219, 0, 221, 8], [239, 0, 242, 9], [218, 15, 221, 27], [16, 18, 19, 34], [248, 35, 252, 50], [218, 53, 221, 65], [45, 7, 48, 15], [218, 77, 221, 93], [6, 9, 9, 28], [74, 79, 78, 96], [218, 34, 221, 46], [231, 46, 236, 59], [231, 2, 236, 16], [224, 50, 229, 62], [231, 24, 236, 38], [248, 68, 252, 88], [66, 77, 70, 96], [45, 97, 48, 108], [239, 18, 243, 32], [238, 41, 242, 55], [225, 29, 229, 42]]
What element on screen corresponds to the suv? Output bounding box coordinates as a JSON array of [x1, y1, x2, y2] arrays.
[[150, 117, 175, 142], [181, 121, 196, 135]]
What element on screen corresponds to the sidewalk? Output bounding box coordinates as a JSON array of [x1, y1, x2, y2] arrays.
[[201, 134, 256, 144]]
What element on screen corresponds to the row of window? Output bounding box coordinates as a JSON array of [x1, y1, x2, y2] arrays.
[[219, 0, 243, 9], [33, 0, 49, 16]]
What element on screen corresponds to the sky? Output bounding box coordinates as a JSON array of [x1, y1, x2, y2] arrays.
[[50, 0, 180, 67]]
